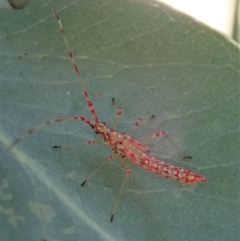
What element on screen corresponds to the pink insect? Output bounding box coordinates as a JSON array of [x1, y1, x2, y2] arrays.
[[9, 9, 206, 222]]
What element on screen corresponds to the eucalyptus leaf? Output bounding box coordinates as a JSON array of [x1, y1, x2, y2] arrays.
[[1, 0, 239, 240]]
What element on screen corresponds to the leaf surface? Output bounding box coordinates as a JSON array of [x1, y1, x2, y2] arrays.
[[0, 0, 239, 240]]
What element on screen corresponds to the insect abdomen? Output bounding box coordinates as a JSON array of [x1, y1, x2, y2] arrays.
[[140, 157, 206, 184]]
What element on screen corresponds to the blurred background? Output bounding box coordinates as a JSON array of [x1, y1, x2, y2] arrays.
[[160, 0, 239, 41], [1, 0, 239, 42]]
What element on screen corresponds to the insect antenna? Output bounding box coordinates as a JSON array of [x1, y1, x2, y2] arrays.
[[8, 116, 94, 149], [53, 8, 98, 123]]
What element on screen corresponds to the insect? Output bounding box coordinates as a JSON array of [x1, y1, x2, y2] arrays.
[[9, 9, 206, 222]]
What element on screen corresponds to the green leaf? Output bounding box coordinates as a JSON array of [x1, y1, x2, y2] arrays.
[[1, 0, 239, 240]]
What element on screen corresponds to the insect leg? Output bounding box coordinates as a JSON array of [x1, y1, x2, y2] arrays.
[[112, 107, 123, 129], [81, 153, 114, 186], [130, 115, 155, 135], [110, 158, 130, 222], [52, 140, 103, 149], [141, 131, 191, 159]]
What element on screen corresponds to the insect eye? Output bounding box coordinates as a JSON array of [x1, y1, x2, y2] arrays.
[[102, 122, 106, 125], [95, 130, 100, 134]]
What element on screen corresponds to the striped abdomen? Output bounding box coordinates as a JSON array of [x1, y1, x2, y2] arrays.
[[112, 134, 205, 184], [139, 156, 206, 184]]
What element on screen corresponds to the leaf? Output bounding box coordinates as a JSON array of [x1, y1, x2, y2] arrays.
[[0, 0, 239, 240]]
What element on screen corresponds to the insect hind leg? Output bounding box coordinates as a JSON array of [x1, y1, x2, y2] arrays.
[[110, 158, 130, 222]]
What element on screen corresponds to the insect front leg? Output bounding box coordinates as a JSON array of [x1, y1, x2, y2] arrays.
[[52, 140, 103, 149], [130, 115, 155, 135], [112, 107, 123, 129]]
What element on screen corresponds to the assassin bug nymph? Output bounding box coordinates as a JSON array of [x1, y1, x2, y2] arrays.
[[9, 9, 206, 222]]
